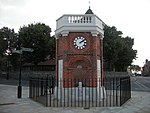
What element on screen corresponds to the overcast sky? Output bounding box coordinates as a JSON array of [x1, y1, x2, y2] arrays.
[[0, 0, 150, 67]]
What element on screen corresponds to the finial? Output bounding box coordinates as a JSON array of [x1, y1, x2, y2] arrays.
[[85, 0, 94, 14], [89, 1, 91, 9]]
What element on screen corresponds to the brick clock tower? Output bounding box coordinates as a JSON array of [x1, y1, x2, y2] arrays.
[[55, 8, 105, 100]]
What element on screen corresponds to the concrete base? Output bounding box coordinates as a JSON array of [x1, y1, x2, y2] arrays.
[[54, 82, 106, 102]]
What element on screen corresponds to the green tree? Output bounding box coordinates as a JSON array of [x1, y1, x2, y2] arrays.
[[18, 22, 54, 64], [104, 26, 137, 71], [0, 27, 17, 56], [48, 35, 56, 59], [130, 65, 141, 71], [103, 26, 122, 71], [114, 37, 137, 71], [0, 56, 6, 71], [0, 27, 18, 70]]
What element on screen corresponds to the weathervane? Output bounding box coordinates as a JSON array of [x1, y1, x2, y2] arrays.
[[89, 0, 91, 9]]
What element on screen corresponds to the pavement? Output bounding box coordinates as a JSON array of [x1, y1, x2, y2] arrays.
[[0, 79, 150, 113]]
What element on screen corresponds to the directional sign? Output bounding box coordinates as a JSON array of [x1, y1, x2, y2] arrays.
[[21, 47, 34, 52], [12, 50, 22, 54]]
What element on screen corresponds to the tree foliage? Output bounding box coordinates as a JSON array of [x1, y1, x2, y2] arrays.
[[48, 35, 56, 59], [104, 26, 137, 71], [0, 27, 18, 70], [0, 27, 17, 56], [130, 65, 141, 71], [18, 22, 55, 64]]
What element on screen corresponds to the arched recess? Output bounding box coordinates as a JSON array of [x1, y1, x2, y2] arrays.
[[68, 56, 92, 79]]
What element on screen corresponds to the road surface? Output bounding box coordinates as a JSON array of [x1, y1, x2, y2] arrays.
[[131, 76, 150, 92]]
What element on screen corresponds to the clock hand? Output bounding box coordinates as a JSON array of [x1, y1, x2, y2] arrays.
[[79, 39, 86, 44]]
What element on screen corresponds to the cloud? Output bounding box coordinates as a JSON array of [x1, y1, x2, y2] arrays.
[[0, 0, 29, 31]]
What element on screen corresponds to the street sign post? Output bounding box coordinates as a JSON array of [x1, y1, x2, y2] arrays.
[[13, 47, 34, 98]]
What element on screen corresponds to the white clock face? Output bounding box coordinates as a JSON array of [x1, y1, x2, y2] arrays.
[[74, 36, 86, 49]]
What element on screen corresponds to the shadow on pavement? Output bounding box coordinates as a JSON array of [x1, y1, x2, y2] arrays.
[[0, 78, 29, 86]]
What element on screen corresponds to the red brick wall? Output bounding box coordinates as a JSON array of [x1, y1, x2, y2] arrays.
[[56, 32, 103, 88]]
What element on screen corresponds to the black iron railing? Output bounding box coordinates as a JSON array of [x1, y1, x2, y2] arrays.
[[120, 77, 131, 106], [29, 76, 131, 107]]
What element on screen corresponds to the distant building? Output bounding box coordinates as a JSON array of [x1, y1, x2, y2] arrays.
[[142, 59, 150, 76], [23, 59, 56, 71]]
